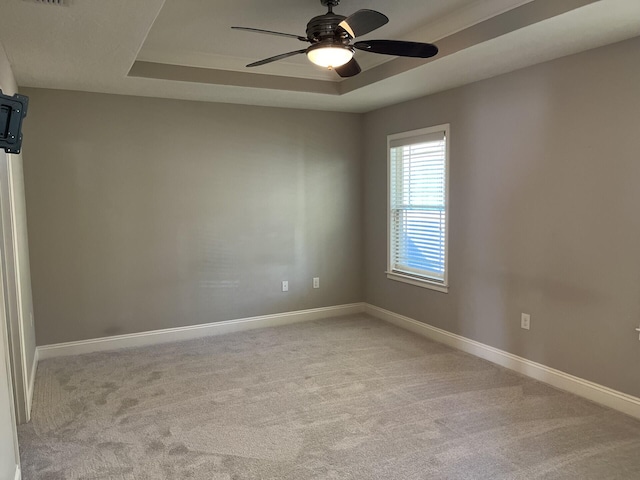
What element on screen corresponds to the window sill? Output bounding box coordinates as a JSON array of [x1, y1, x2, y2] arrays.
[[386, 271, 449, 293]]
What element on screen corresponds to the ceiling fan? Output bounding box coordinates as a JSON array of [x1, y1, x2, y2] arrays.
[[232, 0, 438, 78]]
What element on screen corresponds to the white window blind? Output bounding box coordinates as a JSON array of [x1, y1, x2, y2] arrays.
[[389, 126, 449, 289]]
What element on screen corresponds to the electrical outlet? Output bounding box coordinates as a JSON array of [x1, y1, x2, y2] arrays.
[[282, 281, 288, 292], [313, 277, 320, 289], [521, 313, 531, 330]]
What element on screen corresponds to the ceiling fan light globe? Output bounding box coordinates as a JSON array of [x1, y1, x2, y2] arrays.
[[307, 45, 354, 68]]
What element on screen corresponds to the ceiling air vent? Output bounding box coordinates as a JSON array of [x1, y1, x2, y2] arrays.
[[23, 0, 67, 5]]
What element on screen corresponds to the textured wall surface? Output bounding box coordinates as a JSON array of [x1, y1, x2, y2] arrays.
[[21, 90, 363, 345], [363, 37, 640, 398]]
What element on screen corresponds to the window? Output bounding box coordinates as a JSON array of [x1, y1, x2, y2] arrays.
[[387, 124, 449, 293]]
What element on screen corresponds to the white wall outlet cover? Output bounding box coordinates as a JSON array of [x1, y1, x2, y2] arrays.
[[282, 281, 289, 292], [521, 313, 531, 330], [313, 277, 320, 289]]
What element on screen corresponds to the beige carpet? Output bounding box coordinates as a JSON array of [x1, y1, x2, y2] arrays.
[[18, 314, 640, 479]]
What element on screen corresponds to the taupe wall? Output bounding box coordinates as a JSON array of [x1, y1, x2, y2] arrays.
[[21, 90, 363, 345], [363, 37, 640, 398], [19, 37, 640, 399]]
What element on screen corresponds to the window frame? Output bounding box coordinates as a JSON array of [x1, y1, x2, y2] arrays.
[[386, 124, 450, 293]]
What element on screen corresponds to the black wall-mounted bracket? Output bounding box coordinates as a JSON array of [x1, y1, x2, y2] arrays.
[[0, 89, 29, 154]]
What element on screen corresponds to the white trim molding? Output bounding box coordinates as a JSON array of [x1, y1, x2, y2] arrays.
[[37, 303, 366, 360], [365, 303, 640, 420], [14, 464, 21, 480], [26, 347, 38, 419], [386, 271, 449, 293], [35, 301, 640, 420], [387, 124, 450, 294]]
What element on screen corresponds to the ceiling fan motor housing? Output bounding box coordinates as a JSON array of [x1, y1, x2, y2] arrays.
[[306, 13, 349, 46]]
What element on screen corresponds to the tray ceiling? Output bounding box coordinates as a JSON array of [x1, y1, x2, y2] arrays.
[[1, 0, 639, 112]]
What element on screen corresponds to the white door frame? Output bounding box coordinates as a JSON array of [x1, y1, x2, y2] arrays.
[[0, 248, 21, 475], [0, 152, 29, 424]]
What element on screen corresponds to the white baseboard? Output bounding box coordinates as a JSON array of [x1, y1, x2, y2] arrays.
[[37, 303, 366, 360], [36, 301, 639, 419], [26, 348, 38, 419], [365, 303, 640, 420], [14, 464, 21, 480]]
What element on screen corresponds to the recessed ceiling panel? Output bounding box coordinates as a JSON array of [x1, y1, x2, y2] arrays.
[[137, 0, 476, 80]]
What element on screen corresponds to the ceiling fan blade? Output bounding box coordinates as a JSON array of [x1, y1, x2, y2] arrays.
[[354, 40, 438, 58], [335, 58, 361, 78], [338, 10, 389, 38], [231, 27, 308, 43], [246, 49, 307, 68]]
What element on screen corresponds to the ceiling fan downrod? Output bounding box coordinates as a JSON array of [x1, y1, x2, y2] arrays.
[[321, 0, 340, 13]]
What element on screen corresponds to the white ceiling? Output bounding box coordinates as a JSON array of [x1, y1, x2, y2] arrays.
[[0, 0, 639, 112]]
